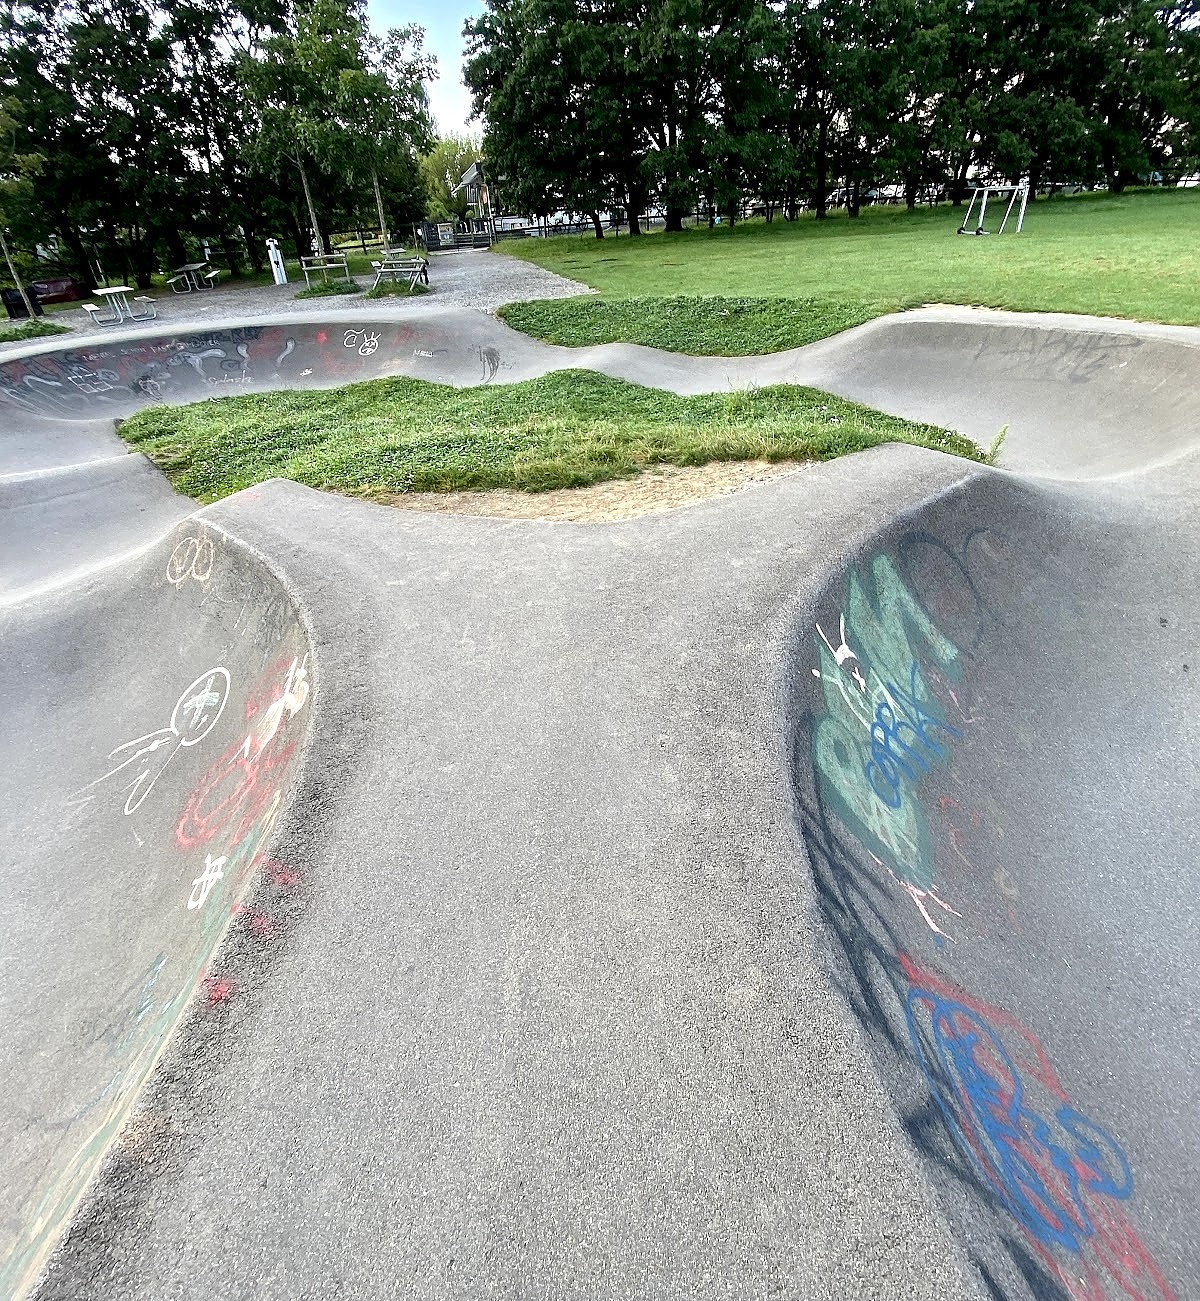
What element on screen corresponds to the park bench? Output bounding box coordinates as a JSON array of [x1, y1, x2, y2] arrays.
[[203, 268, 221, 287], [300, 253, 350, 288], [166, 274, 190, 293], [132, 295, 158, 320], [80, 302, 113, 325], [370, 255, 428, 291]]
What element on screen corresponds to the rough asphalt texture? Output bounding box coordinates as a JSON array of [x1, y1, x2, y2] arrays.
[[1, 289, 1197, 1301]]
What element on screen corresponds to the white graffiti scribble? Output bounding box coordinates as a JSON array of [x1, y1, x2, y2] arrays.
[[343, 329, 380, 357], [66, 369, 117, 396], [166, 534, 215, 587], [244, 656, 309, 759], [187, 854, 227, 910], [82, 668, 231, 816]]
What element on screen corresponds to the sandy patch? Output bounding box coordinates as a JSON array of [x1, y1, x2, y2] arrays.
[[375, 459, 807, 523]]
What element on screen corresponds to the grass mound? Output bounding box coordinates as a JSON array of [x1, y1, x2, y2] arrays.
[[294, 278, 363, 299], [117, 369, 985, 503], [499, 295, 883, 355]]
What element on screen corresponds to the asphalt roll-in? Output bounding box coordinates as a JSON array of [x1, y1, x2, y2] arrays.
[[2, 307, 1197, 1299]]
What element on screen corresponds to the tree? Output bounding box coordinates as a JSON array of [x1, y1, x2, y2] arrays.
[[239, 0, 434, 253], [419, 136, 483, 221]]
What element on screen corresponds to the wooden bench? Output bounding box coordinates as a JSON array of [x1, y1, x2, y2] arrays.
[[370, 256, 428, 291], [300, 254, 350, 288]]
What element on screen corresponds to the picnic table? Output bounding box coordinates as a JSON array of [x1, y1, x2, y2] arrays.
[[300, 254, 349, 288], [83, 286, 157, 325], [167, 262, 214, 293], [370, 254, 429, 291]]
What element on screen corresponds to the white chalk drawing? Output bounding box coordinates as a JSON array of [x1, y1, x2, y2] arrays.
[[166, 533, 215, 587], [343, 329, 380, 357], [187, 854, 227, 910], [275, 337, 297, 366], [243, 656, 309, 759], [83, 668, 231, 815], [65, 369, 118, 396]]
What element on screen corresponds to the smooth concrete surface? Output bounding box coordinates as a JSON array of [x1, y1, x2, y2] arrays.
[[1, 306, 1197, 1301]]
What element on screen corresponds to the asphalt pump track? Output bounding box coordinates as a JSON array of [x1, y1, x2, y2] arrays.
[[1, 307, 1197, 1300]]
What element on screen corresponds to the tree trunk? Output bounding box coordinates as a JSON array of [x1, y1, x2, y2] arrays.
[[164, 228, 188, 269], [242, 226, 265, 274], [627, 185, 644, 236], [814, 119, 829, 218], [372, 168, 390, 252], [951, 156, 971, 206], [289, 208, 308, 262], [664, 204, 686, 232], [218, 232, 243, 278], [56, 223, 94, 290], [590, 212, 604, 239], [904, 175, 918, 211], [0, 228, 36, 318], [295, 157, 324, 254], [848, 180, 861, 219]]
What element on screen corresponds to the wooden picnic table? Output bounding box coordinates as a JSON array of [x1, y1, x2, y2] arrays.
[[370, 255, 429, 291]]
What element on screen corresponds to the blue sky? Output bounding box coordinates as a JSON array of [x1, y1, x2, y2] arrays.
[[365, 0, 483, 138]]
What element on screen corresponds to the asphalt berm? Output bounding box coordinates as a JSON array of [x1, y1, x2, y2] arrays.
[[1, 307, 1196, 1300]]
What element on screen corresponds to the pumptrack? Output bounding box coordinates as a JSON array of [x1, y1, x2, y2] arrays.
[[1, 307, 1197, 1300]]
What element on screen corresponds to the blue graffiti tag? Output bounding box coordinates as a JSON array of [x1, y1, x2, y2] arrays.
[[905, 989, 1133, 1254], [865, 659, 962, 810]]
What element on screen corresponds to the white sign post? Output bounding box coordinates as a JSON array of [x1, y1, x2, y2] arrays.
[[266, 238, 288, 285]]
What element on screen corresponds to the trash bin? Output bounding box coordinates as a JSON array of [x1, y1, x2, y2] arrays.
[[1, 288, 44, 320]]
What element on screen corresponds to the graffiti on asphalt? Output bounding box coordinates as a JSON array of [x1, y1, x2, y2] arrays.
[[166, 530, 215, 587], [903, 954, 1177, 1301], [79, 667, 231, 815], [0, 323, 408, 418], [808, 550, 967, 935]]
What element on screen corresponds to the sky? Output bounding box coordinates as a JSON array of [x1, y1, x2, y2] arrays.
[[365, 0, 483, 139]]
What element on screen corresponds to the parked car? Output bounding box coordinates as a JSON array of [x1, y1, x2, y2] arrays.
[[29, 275, 85, 304]]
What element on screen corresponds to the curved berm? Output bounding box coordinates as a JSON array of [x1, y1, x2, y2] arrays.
[[1, 307, 1196, 1300], [0, 521, 315, 1298], [788, 463, 1198, 1300]]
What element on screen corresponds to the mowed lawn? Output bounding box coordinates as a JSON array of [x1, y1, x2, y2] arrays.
[[498, 189, 1200, 353]]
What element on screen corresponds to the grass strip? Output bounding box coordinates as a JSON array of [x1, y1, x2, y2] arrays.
[[118, 369, 985, 503], [0, 318, 70, 344], [294, 278, 363, 299], [366, 281, 429, 299], [498, 295, 888, 355]]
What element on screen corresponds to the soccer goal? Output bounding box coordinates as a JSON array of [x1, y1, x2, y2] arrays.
[[956, 180, 1029, 236]]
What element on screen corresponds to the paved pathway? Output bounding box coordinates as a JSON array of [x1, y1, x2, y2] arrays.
[[2, 305, 1198, 1301], [2, 248, 591, 355]]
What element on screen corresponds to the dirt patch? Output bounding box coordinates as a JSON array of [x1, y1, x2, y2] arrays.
[[376, 459, 807, 523]]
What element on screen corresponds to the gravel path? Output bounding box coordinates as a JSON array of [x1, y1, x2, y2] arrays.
[[1, 248, 593, 353]]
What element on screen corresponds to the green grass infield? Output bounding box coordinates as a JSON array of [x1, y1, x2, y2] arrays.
[[117, 369, 987, 502]]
